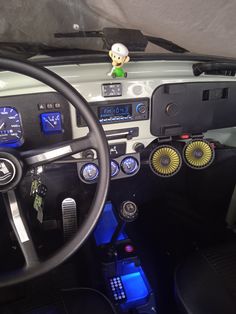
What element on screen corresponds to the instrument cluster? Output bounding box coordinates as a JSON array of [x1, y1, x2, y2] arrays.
[[0, 92, 72, 150]]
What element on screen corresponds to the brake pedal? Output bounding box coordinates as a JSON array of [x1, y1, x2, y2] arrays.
[[61, 198, 78, 241]]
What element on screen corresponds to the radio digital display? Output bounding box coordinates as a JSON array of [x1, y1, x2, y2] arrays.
[[98, 104, 132, 120]]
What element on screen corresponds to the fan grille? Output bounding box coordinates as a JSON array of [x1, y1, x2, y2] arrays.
[[150, 146, 181, 177], [184, 140, 214, 168]]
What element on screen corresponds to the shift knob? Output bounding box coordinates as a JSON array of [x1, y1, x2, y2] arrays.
[[120, 201, 138, 222]]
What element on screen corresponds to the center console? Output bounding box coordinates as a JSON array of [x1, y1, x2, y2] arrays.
[[93, 201, 157, 313]]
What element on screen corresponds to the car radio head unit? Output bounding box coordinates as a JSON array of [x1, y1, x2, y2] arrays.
[[99, 104, 132, 121], [77, 98, 149, 127]]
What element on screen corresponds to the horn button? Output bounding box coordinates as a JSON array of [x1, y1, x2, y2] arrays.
[[0, 151, 23, 192]]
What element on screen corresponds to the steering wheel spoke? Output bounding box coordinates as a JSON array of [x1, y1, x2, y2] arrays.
[[21, 134, 94, 167], [3, 190, 39, 268]]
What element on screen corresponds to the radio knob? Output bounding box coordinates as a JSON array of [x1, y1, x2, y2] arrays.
[[136, 103, 146, 114], [133, 142, 145, 153]]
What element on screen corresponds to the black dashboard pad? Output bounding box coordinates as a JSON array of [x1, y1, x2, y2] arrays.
[[151, 81, 236, 137]]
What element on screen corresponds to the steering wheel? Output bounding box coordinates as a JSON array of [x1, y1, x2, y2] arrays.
[[0, 57, 110, 287]]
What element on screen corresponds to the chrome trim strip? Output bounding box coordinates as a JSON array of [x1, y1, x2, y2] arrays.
[[26, 146, 72, 165], [7, 190, 29, 243]]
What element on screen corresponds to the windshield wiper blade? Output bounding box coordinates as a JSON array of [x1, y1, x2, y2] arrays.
[[55, 30, 103, 38], [54, 27, 189, 54], [145, 36, 188, 53], [0, 42, 105, 59]]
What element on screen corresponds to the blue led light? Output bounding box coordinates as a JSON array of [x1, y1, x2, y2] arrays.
[[0, 141, 23, 148], [121, 272, 149, 304], [40, 112, 63, 134], [93, 202, 127, 246], [110, 262, 152, 310]]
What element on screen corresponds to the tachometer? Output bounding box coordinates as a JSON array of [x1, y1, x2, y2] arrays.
[[0, 107, 23, 146]]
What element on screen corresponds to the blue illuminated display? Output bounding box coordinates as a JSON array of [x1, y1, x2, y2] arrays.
[[40, 112, 63, 134], [0, 107, 23, 146], [99, 104, 132, 120], [94, 202, 127, 246], [121, 272, 149, 303]]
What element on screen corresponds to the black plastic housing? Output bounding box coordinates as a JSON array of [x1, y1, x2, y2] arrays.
[[151, 82, 236, 137]]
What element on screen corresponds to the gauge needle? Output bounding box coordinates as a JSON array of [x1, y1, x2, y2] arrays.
[[0, 122, 5, 130], [45, 118, 55, 128]]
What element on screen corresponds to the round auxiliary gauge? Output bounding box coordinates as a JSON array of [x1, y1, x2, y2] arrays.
[[121, 157, 139, 175], [111, 160, 120, 177], [81, 163, 99, 182]]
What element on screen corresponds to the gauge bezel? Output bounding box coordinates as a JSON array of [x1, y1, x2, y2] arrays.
[[111, 160, 120, 177], [121, 156, 139, 175], [0, 106, 24, 146], [81, 163, 99, 182]]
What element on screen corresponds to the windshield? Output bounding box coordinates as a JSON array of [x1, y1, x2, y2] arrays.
[[0, 0, 235, 58]]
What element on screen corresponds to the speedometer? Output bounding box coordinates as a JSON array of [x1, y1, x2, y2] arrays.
[[0, 107, 23, 146]]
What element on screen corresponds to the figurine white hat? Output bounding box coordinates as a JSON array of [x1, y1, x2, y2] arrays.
[[111, 43, 129, 57]]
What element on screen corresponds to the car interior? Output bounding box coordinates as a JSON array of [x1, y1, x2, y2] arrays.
[[2, 1, 236, 314]]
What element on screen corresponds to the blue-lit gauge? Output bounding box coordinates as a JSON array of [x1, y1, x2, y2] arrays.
[[121, 157, 139, 175], [111, 160, 120, 177], [0, 107, 23, 147], [81, 163, 99, 182], [40, 112, 63, 134]]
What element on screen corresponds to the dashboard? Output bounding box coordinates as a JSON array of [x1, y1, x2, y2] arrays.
[[0, 60, 236, 183]]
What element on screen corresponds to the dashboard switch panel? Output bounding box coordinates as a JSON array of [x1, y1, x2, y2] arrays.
[[102, 83, 122, 97]]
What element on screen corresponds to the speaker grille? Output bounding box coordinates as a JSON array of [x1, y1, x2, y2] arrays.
[[150, 145, 181, 177], [183, 140, 214, 169]]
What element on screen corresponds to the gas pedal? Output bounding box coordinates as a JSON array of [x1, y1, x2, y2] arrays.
[[61, 198, 78, 241]]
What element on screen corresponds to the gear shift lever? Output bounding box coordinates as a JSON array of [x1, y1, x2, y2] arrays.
[[110, 201, 138, 246]]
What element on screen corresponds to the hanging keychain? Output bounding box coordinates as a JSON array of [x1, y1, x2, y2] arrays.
[[30, 166, 48, 223]]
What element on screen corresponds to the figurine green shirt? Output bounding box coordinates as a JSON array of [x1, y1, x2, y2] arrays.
[[112, 66, 127, 78]]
